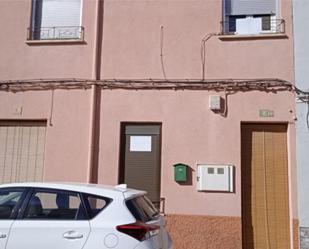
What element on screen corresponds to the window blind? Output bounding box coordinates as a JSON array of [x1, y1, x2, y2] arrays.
[[40, 0, 81, 27], [225, 0, 277, 15], [125, 125, 161, 135]]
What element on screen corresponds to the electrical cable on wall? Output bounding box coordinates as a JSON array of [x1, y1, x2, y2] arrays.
[[160, 25, 167, 80], [201, 33, 219, 80], [2, 78, 309, 121], [306, 96, 309, 130], [49, 89, 55, 126], [0, 78, 302, 92]]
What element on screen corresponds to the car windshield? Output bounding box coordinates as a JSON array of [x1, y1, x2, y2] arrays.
[[126, 195, 159, 222]]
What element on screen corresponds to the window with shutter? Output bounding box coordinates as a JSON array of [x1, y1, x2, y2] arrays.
[[223, 0, 282, 35], [29, 0, 83, 40], [225, 0, 277, 16]]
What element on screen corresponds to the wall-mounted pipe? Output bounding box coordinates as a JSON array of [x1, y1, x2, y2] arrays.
[[87, 0, 104, 183]]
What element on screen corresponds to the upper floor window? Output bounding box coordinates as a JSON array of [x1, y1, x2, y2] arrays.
[[222, 0, 284, 35], [28, 0, 83, 41]]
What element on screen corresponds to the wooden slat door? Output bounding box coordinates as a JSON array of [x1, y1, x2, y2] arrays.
[[241, 124, 290, 249], [0, 121, 46, 184]]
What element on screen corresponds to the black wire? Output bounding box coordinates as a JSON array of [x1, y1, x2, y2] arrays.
[[160, 26, 167, 80], [306, 99, 309, 130], [201, 34, 217, 80]]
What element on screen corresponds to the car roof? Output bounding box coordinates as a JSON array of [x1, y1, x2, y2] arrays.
[[0, 182, 146, 200]]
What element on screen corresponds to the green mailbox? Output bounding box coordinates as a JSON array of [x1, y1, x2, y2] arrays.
[[174, 163, 188, 182]]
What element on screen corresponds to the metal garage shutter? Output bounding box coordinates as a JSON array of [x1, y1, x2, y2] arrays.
[[0, 121, 46, 184], [241, 124, 290, 249], [122, 125, 161, 207], [225, 0, 277, 15]]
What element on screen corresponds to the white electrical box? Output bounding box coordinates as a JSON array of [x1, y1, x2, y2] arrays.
[[197, 164, 234, 192], [209, 95, 221, 111]]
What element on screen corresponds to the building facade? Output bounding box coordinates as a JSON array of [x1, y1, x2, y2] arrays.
[[293, 1, 309, 249], [0, 0, 299, 248]]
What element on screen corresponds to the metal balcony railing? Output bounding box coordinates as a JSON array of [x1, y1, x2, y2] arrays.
[[221, 18, 285, 35], [27, 26, 84, 41]]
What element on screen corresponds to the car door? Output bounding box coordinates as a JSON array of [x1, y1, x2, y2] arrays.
[[6, 188, 90, 249], [0, 188, 26, 249]]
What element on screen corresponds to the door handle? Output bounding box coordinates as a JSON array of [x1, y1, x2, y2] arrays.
[[63, 231, 83, 240], [0, 233, 6, 239]]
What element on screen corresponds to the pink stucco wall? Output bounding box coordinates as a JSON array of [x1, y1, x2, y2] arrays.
[[0, 0, 294, 81], [0, 0, 97, 80], [0, 87, 297, 218], [100, 0, 294, 81], [0, 0, 298, 247], [0, 0, 297, 217], [0, 90, 92, 182], [97, 89, 297, 218]]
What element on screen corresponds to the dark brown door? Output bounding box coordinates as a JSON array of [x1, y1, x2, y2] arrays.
[[119, 124, 161, 207], [241, 124, 290, 249]]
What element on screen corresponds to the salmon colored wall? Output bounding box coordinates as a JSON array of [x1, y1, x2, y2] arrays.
[[0, 89, 92, 182], [0, 0, 298, 247], [97, 89, 297, 219], [0, 0, 294, 81], [100, 0, 294, 81], [0, 0, 97, 80]]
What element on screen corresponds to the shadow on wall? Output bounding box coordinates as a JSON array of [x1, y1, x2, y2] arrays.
[[241, 127, 254, 249]]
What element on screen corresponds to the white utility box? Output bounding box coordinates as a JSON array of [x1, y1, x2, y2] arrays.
[[209, 95, 221, 111], [197, 164, 234, 192]]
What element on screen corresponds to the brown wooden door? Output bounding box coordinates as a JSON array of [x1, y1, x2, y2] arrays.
[[241, 124, 290, 249], [119, 124, 161, 207]]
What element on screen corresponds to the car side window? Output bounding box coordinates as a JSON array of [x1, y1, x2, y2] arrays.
[[24, 189, 86, 220], [82, 194, 112, 219], [0, 189, 24, 219]]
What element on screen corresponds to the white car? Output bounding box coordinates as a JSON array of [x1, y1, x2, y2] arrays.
[[0, 182, 173, 249]]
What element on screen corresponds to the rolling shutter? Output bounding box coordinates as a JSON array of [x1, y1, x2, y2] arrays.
[[40, 0, 81, 27], [125, 125, 160, 135], [0, 121, 46, 184], [225, 0, 277, 15], [122, 125, 161, 207], [32, 0, 82, 39]]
